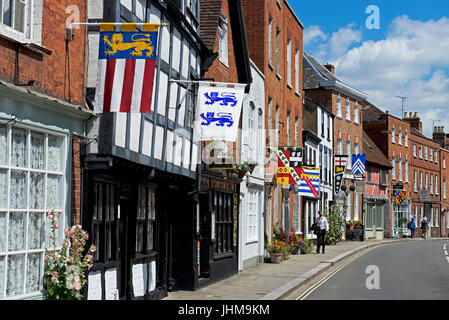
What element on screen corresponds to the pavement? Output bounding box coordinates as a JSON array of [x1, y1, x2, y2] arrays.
[[163, 237, 448, 300]]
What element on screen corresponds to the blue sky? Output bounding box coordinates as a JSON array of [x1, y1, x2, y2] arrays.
[[290, 0, 449, 138]]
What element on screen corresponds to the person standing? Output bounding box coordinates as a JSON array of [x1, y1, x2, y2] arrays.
[[315, 211, 329, 254], [409, 217, 416, 238], [420, 217, 428, 239]]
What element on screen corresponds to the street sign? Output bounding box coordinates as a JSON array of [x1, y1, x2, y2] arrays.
[[351, 154, 366, 175]]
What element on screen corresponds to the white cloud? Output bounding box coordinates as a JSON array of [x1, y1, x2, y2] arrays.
[[307, 15, 449, 139], [303, 25, 327, 46]]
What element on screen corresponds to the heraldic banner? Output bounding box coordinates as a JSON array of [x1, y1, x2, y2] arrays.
[[95, 23, 159, 113], [298, 167, 320, 198], [276, 147, 303, 184], [193, 82, 246, 142]]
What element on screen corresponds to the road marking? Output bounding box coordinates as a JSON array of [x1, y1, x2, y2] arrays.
[[295, 256, 359, 300], [444, 250, 448, 256], [446, 257, 449, 264]]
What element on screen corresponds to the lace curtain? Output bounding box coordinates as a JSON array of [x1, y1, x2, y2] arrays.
[[0, 127, 65, 298]]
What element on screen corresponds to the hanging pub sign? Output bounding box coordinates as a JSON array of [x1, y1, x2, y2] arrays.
[[276, 147, 303, 185], [351, 153, 366, 175], [94, 23, 160, 113], [193, 82, 246, 142], [334, 155, 348, 195]]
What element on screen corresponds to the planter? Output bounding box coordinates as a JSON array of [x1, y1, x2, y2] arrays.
[[292, 245, 300, 255], [269, 252, 282, 264]]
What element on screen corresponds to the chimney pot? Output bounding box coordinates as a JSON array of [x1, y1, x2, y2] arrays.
[[324, 63, 335, 75]]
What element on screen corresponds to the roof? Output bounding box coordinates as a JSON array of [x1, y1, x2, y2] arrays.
[[199, 0, 223, 51], [303, 52, 368, 101], [363, 101, 386, 123], [362, 131, 393, 168]]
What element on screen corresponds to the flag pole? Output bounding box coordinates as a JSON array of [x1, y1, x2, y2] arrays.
[[69, 22, 169, 27]]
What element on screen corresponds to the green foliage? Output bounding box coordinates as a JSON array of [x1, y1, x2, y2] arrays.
[[324, 204, 345, 245]]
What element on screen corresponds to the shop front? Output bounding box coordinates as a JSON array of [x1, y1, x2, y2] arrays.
[[363, 197, 387, 240]]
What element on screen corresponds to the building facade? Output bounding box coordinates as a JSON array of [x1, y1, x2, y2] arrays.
[[239, 60, 265, 270], [84, 0, 212, 299], [241, 0, 304, 241], [303, 52, 367, 228], [0, 0, 91, 299]]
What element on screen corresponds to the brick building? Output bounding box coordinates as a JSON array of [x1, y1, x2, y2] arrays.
[[303, 52, 368, 230], [404, 113, 442, 238], [0, 0, 92, 299], [433, 126, 449, 237], [363, 104, 412, 237], [241, 0, 304, 241]]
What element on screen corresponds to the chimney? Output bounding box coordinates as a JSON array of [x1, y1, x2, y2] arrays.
[[324, 63, 335, 75], [404, 112, 422, 134], [433, 126, 446, 148]]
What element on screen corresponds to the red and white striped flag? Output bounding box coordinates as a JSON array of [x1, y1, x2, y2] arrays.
[[94, 23, 159, 113]]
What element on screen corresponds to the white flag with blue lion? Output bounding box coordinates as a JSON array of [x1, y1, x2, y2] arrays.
[[193, 82, 246, 142]]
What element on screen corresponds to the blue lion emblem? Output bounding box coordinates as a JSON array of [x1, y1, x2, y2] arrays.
[[204, 92, 238, 106], [200, 112, 234, 127]]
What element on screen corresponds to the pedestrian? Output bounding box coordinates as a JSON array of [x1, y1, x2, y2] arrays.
[[408, 217, 416, 238], [314, 210, 329, 254], [420, 217, 428, 239]]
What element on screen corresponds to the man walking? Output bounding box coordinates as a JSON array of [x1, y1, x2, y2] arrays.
[[420, 217, 429, 239], [409, 217, 416, 238], [315, 210, 329, 254]]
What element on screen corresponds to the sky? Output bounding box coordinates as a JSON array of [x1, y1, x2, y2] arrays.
[[290, 0, 449, 138]]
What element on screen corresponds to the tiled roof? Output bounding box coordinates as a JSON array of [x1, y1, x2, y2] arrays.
[[362, 131, 393, 168], [303, 52, 336, 89], [199, 0, 223, 51]]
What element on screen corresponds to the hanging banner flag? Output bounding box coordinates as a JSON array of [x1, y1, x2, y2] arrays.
[[94, 23, 159, 113], [393, 190, 407, 205], [276, 147, 303, 185], [352, 153, 366, 175], [192, 82, 246, 142], [334, 155, 348, 195], [298, 166, 320, 198]]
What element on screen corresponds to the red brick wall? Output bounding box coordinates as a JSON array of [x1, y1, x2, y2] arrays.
[[71, 137, 82, 226], [440, 149, 449, 237], [0, 0, 86, 106]]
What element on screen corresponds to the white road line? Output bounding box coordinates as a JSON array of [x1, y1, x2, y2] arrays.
[[444, 250, 448, 256], [296, 256, 359, 300], [446, 257, 449, 264]]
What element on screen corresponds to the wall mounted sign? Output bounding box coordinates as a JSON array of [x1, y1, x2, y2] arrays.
[[276, 147, 303, 185], [351, 153, 366, 175]]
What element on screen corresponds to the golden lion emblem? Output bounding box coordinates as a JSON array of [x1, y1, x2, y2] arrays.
[[103, 33, 155, 58]]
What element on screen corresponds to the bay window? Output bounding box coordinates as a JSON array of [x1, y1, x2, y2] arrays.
[[0, 123, 66, 299]]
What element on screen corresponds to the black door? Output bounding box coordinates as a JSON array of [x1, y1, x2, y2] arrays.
[[199, 193, 211, 279]]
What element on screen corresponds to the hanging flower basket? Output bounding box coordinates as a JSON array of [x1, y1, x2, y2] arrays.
[[248, 163, 257, 174], [269, 252, 282, 264], [341, 184, 347, 191], [349, 185, 356, 192], [237, 169, 247, 179]]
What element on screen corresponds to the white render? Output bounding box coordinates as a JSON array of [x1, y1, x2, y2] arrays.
[[238, 61, 265, 270]]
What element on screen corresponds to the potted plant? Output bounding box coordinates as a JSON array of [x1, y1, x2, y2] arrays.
[[246, 159, 258, 174], [288, 232, 301, 255], [266, 240, 286, 263]]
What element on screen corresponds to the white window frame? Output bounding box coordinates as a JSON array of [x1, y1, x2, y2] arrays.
[[286, 37, 292, 87], [346, 140, 352, 169], [354, 104, 359, 124], [444, 156, 446, 169], [444, 179, 447, 199], [405, 159, 409, 183], [398, 128, 402, 145], [295, 47, 299, 94], [336, 98, 342, 118], [435, 175, 438, 195], [420, 172, 423, 190], [268, 15, 273, 67], [405, 130, 408, 147], [246, 191, 258, 243], [392, 154, 396, 180], [391, 125, 395, 143], [275, 28, 281, 76], [413, 144, 416, 157], [430, 174, 434, 194], [0, 122, 67, 299], [346, 101, 351, 122], [425, 146, 428, 161], [413, 170, 417, 192], [419, 145, 422, 159], [218, 13, 229, 67], [435, 150, 438, 163], [398, 156, 403, 182]]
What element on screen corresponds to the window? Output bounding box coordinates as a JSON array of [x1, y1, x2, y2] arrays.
[[92, 181, 118, 263], [286, 37, 291, 87], [337, 138, 343, 155], [435, 150, 438, 163], [321, 110, 325, 137], [294, 116, 299, 147], [248, 103, 255, 157], [420, 172, 423, 190], [430, 174, 434, 194], [327, 115, 331, 140], [430, 149, 433, 162], [286, 111, 291, 146], [0, 0, 32, 38], [435, 176, 438, 195], [0, 124, 66, 298], [398, 128, 402, 145], [405, 159, 409, 182], [405, 130, 408, 147], [425, 147, 428, 161], [346, 101, 351, 121], [187, 0, 198, 18], [246, 191, 258, 242], [276, 28, 281, 76], [398, 156, 403, 181], [214, 192, 233, 254], [336, 98, 342, 118], [346, 140, 352, 169], [414, 171, 417, 192], [425, 173, 428, 190], [295, 48, 299, 93], [354, 104, 359, 124], [391, 125, 395, 143], [413, 144, 416, 157], [444, 156, 446, 168], [268, 15, 273, 67], [218, 13, 228, 66], [392, 154, 396, 180], [275, 105, 280, 146], [323, 148, 328, 184], [419, 145, 422, 159]]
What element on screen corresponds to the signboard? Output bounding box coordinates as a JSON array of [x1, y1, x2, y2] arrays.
[[420, 189, 430, 201], [343, 174, 363, 181], [352, 225, 364, 241], [334, 155, 348, 195], [277, 147, 303, 185], [355, 181, 365, 193], [351, 153, 366, 175]]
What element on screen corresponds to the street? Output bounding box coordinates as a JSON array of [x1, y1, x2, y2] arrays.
[[298, 240, 449, 300]]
